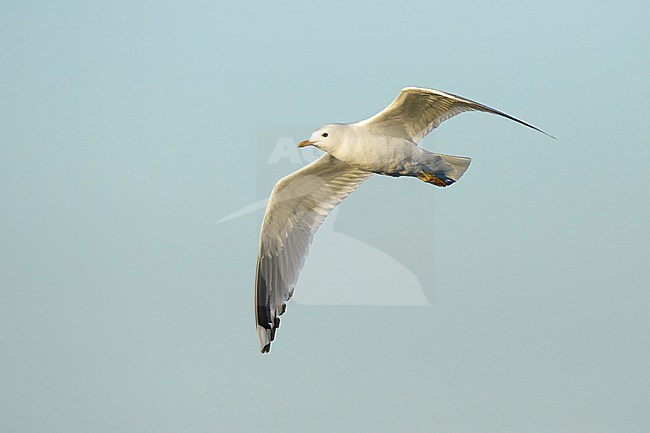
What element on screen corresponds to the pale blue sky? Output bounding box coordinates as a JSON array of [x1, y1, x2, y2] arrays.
[[1, 1, 649, 432]]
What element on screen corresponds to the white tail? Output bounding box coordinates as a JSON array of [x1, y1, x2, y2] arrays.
[[437, 153, 471, 182]]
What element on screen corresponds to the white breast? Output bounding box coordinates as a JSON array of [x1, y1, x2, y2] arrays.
[[330, 124, 418, 174]]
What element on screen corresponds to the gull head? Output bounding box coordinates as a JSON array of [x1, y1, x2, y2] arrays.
[[298, 124, 346, 153]]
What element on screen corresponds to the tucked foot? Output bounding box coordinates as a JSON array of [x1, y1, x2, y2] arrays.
[[417, 170, 454, 187]]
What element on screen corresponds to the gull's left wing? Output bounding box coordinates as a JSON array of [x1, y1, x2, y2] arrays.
[[360, 87, 553, 143]]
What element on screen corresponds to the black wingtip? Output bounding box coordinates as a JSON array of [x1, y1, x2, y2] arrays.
[[534, 127, 556, 140], [505, 114, 555, 140], [499, 113, 555, 140]]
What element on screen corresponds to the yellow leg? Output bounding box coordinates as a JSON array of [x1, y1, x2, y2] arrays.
[[417, 170, 448, 187]]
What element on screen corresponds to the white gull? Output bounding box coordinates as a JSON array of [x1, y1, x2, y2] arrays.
[[255, 87, 553, 353]]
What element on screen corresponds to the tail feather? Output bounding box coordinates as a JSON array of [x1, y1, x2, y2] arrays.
[[437, 153, 471, 182]]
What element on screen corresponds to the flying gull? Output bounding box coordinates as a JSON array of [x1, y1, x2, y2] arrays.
[[255, 87, 552, 353]]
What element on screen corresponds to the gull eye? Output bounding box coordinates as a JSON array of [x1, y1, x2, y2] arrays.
[[322, 133, 328, 137]]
